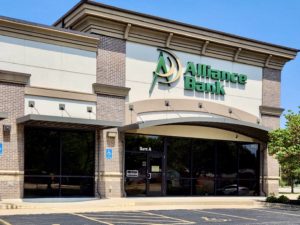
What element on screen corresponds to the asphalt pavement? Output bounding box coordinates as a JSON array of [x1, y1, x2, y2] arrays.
[[1, 208, 300, 225]]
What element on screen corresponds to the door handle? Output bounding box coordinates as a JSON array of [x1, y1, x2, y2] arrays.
[[147, 173, 152, 180]]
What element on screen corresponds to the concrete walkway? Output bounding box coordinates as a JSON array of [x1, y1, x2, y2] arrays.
[[0, 197, 265, 216]]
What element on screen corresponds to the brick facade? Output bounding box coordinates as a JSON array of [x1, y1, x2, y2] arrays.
[[0, 82, 25, 199], [261, 68, 282, 195], [97, 36, 126, 86], [95, 35, 126, 198]]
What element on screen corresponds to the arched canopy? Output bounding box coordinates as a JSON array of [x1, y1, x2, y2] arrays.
[[119, 117, 270, 142]]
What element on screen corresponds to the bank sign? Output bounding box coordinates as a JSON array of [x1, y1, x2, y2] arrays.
[[150, 49, 248, 95]]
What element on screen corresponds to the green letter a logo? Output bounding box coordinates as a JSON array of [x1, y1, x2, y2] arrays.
[[150, 52, 169, 95]]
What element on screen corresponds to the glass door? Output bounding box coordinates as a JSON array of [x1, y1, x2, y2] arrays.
[[125, 152, 147, 196], [147, 152, 163, 196]]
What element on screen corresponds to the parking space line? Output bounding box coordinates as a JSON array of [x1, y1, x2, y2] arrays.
[[142, 211, 195, 224], [191, 209, 257, 221], [71, 213, 113, 225], [84, 217, 176, 222], [249, 208, 300, 217], [0, 219, 12, 225], [74, 211, 194, 225]]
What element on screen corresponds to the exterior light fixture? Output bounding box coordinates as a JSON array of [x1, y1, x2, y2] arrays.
[[129, 104, 134, 111], [87, 106, 93, 113], [3, 125, 11, 133], [228, 108, 232, 114], [198, 103, 202, 108], [165, 100, 170, 107], [257, 119, 260, 124], [28, 101, 35, 108], [107, 131, 117, 138], [59, 104, 65, 111]]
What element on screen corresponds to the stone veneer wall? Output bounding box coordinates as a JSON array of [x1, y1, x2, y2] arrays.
[[95, 35, 126, 198], [261, 68, 281, 195], [0, 82, 25, 199]]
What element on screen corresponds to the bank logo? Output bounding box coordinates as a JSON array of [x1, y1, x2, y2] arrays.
[[149, 48, 182, 95]]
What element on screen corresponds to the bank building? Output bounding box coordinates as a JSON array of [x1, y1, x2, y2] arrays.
[[0, 0, 298, 199]]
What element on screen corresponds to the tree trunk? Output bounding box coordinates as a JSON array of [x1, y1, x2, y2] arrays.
[[291, 178, 294, 193]]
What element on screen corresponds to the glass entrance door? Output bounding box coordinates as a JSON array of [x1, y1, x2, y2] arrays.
[[147, 152, 163, 196], [125, 152, 163, 196]]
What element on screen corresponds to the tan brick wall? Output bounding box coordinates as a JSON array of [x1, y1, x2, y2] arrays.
[[96, 95, 125, 123], [262, 68, 281, 107], [95, 35, 126, 198], [0, 82, 25, 199], [95, 129, 124, 198], [97, 36, 126, 86], [261, 68, 281, 196]]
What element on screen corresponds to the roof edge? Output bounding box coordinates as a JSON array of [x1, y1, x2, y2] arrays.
[[53, 0, 299, 53], [0, 15, 99, 52]]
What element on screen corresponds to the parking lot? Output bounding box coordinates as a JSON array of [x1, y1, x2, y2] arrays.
[[1, 208, 300, 225]]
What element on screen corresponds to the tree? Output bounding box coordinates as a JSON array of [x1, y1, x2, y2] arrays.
[[268, 108, 300, 193]]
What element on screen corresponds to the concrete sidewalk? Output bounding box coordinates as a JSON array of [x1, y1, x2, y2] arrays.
[[0, 197, 265, 216]]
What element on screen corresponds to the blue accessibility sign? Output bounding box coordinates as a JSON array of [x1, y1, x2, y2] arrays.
[[0, 143, 3, 156], [106, 148, 112, 160]]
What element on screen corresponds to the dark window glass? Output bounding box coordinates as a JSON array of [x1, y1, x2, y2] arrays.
[[125, 134, 260, 197], [24, 127, 95, 198], [216, 179, 238, 196], [217, 142, 238, 179], [125, 152, 147, 196], [61, 131, 95, 176], [191, 140, 215, 195], [25, 129, 60, 176], [239, 144, 259, 180], [167, 137, 192, 195], [238, 143, 259, 196]]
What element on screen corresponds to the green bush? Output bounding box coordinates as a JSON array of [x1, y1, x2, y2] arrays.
[[266, 196, 278, 203], [277, 195, 290, 203], [266, 195, 290, 203]]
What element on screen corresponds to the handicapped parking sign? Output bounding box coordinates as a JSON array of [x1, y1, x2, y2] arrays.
[[106, 148, 112, 160], [0, 143, 3, 157]]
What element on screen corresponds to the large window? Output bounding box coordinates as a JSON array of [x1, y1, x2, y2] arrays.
[[125, 134, 259, 196], [24, 127, 95, 197]]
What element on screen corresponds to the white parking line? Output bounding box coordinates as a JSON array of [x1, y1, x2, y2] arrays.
[[74, 211, 194, 225], [0, 219, 12, 225], [249, 208, 300, 217], [142, 211, 195, 224], [191, 210, 257, 221], [71, 213, 113, 225]]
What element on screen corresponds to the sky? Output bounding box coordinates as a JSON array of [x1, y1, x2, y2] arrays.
[[0, 0, 299, 127]]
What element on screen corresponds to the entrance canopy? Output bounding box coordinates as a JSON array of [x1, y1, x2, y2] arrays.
[[0, 112, 8, 120], [119, 117, 270, 142], [17, 114, 121, 130]]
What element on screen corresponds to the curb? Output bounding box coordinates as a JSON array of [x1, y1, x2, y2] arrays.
[[262, 202, 300, 210]]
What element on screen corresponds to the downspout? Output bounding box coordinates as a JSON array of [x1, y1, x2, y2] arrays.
[[96, 130, 101, 198], [261, 143, 267, 196], [121, 132, 126, 197]]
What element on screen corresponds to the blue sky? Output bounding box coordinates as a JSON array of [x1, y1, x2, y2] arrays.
[[1, 0, 299, 127]]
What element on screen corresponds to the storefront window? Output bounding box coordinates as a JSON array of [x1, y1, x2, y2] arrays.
[[24, 127, 95, 198], [125, 134, 260, 197]]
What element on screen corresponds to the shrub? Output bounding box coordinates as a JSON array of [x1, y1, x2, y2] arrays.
[[266, 196, 278, 203], [277, 195, 290, 203]]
